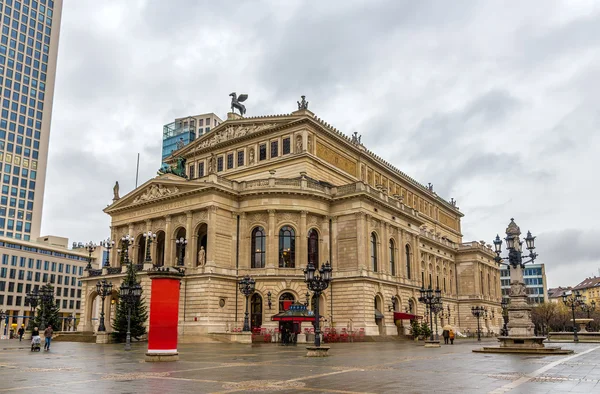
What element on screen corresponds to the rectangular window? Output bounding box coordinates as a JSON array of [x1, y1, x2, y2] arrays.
[[198, 162, 204, 177], [270, 141, 278, 158], [216, 156, 223, 172], [188, 164, 195, 179], [283, 137, 291, 155], [259, 144, 267, 161], [237, 150, 244, 167], [227, 153, 234, 169]]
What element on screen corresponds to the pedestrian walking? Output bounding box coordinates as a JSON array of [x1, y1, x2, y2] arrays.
[[43, 324, 53, 351], [17, 325, 25, 342], [449, 329, 455, 345], [442, 329, 449, 344]]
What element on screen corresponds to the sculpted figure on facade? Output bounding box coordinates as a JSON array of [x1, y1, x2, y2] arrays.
[[249, 148, 255, 164], [133, 184, 179, 203], [307, 136, 312, 152], [113, 181, 120, 201], [208, 153, 215, 174], [296, 135, 302, 153], [197, 246, 206, 266], [510, 281, 527, 297]]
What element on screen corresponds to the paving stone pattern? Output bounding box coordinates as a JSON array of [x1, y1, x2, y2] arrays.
[[0, 339, 599, 393]]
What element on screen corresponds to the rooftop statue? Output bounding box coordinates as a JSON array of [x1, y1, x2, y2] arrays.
[[230, 92, 248, 116], [157, 157, 188, 179]]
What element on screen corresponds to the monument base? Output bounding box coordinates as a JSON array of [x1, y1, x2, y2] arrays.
[[473, 336, 573, 354], [145, 352, 179, 362], [424, 340, 441, 348], [306, 346, 330, 357]]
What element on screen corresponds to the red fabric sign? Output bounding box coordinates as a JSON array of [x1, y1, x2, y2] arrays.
[[147, 277, 180, 353]]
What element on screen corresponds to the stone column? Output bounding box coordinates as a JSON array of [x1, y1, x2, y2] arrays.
[[165, 215, 172, 266], [321, 216, 330, 266], [239, 212, 248, 269], [267, 210, 276, 269], [382, 222, 389, 274], [356, 212, 367, 270], [206, 206, 217, 267], [399, 228, 406, 279], [185, 211, 193, 267], [331, 216, 338, 271], [299, 211, 307, 267]]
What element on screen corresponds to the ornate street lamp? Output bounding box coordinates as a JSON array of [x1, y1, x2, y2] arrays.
[[418, 285, 442, 343], [581, 300, 596, 319], [500, 298, 510, 336], [25, 289, 40, 329], [95, 279, 113, 332], [120, 282, 143, 350], [85, 241, 97, 270], [0, 309, 7, 336], [471, 306, 486, 342], [143, 231, 157, 263], [304, 261, 332, 348], [238, 275, 256, 332], [431, 301, 443, 340], [100, 238, 115, 267], [305, 291, 310, 307], [176, 237, 188, 266], [121, 234, 133, 265], [563, 290, 583, 342]]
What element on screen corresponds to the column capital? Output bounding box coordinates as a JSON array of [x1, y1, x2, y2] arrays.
[[145, 219, 151, 226], [300, 210, 308, 217], [186, 210, 193, 218], [165, 215, 172, 222], [268, 209, 276, 216], [209, 205, 218, 213]]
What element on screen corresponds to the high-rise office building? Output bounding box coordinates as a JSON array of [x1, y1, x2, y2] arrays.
[[162, 112, 222, 164], [500, 263, 548, 304], [0, 0, 63, 241]]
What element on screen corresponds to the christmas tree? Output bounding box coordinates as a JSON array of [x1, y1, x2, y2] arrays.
[[111, 261, 148, 341], [31, 283, 61, 331]]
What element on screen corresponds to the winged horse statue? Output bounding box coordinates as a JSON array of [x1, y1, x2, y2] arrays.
[[229, 92, 248, 116]]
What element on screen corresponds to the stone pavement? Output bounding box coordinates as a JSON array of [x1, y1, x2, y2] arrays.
[[0, 338, 599, 393]]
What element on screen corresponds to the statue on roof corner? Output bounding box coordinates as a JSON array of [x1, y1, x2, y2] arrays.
[[230, 92, 248, 116], [297, 95, 309, 110], [113, 181, 120, 201], [157, 157, 188, 179], [351, 131, 362, 145]]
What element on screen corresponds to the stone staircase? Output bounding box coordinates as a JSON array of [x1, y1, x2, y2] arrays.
[[52, 331, 96, 343]]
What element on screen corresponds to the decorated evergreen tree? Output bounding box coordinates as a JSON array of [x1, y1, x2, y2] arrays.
[[111, 261, 148, 341], [32, 283, 61, 331]]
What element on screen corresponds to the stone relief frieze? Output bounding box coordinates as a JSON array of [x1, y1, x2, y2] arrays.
[[133, 184, 179, 203], [173, 214, 186, 226], [278, 212, 299, 225], [193, 210, 207, 223], [250, 212, 267, 224], [152, 218, 166, 230], [194, 123, 278, 151]]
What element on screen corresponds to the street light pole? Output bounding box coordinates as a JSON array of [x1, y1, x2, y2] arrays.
[[95, 279, 113, 332], [143, 231, 156, 263], [471, 306, 486, 341], [238, 275, 256, 332], [120, 282, 142, 351], [304, 261, 332, 348], [25, 289, 39, 330], [563, 290, 582, 342], [85, 241, 97, 270], [418, 285, 442, 343], [500, 298, 509, 336], [431, 301, 443, 340], [581, 300, 596, 319], [100, 238, 115, 267], [176, 237, 188, 266]]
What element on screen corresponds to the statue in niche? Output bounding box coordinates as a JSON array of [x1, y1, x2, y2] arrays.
[[360, 165, 366, 181], [197, 246, 206, 266], [208, 153, 215, 174], [296, 135, 302, 153], [113, 181, 120, 201], [249, 148, 255, 164]]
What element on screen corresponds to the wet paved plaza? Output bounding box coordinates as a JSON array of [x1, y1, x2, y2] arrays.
[[0, 338, 599, 393]]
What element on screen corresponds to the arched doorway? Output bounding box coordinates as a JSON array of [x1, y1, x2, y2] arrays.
[[136, 234, 145, 265], [279, 292, 295, 312], [196, 223, 207, 266], [155, 231, 165, 266], [174, 227, 186, 266], [375, 296, 384, 335], [250, 293, 262, 330], [85, 290, 99, 332]]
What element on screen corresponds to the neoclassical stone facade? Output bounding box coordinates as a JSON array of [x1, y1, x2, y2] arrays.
[[79, 105, 502, 339]]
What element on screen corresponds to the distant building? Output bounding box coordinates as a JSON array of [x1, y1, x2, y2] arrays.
[[572, 277, 600, 305], [547, 287, 571, 304], [500, 263, 548, 304], [162, 113, 223, 164], [0, 235, 94, 336]]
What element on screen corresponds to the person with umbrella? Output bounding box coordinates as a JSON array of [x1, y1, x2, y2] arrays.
[[442, 324, 452, 344]]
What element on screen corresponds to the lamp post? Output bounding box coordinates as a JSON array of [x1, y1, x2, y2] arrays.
[[431, 301, 443, 340], [305, 291, 310, 307], [120, 282, 142, 350], [176, 237, 188, 266], [581, 300, 596, 319], [238, 275, 256, 332], [85, 241, 97, 270], [563, 290, 583, 342], [418, 285, 441, 343], [143, 231, 157, 263], [100, 238, 115, 267], [0, 309, 7, 336], [121, 234, 133, 265], [471, 306, 486, 341], [500, 298, 509, 336], [304, 261, 332, 348], [25, 289, 40, 329], [95, 279, 113, 332]]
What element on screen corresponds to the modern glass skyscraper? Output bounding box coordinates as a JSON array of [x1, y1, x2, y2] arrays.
[[0, 0, 62, 241]]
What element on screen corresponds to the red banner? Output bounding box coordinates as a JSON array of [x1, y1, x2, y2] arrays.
[[147, 277, 180, 353]]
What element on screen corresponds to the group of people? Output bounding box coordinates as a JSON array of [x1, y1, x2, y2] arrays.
[[17, 324, 53, 351], [442, 328, 455, 345]]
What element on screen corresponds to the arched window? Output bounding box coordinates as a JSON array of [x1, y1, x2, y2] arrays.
[[251, 227, 266, 268], [279, 292, 295, 312], [279, 226, 296, 268], [405, 244, 411, 279], [389, 239, 395, 275], [370, 232, 378, 272], [307, 228, 319, 264], [488, 273, 491, 296], [250, 293, 262, 329]]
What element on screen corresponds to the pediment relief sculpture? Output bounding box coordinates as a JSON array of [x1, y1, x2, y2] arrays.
[[133, 184, 180, 203]]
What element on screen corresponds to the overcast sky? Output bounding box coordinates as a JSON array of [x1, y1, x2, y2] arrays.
[[41, 0, 600, 288]]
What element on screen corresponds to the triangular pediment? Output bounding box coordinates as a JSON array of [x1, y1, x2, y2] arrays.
[[104, 178, 206, 213]]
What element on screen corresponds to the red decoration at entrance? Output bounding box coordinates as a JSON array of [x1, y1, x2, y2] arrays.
[[147, 277, 180, 354]]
